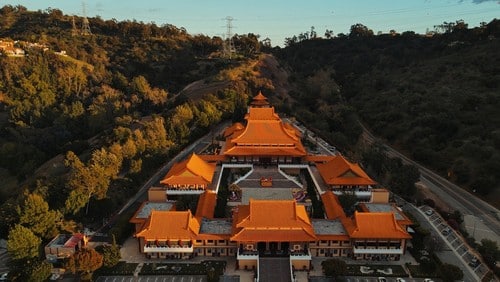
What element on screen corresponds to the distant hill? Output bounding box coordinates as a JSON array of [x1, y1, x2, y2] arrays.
[[274, 19, 500, 205], [0, 5, 265, 215]]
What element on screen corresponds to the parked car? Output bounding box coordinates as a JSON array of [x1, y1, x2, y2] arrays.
[[378, 278, 387, 282], [469, 257, 480, 267], [425, 209, 434, 216], [396, 278, 406, 282], [0, 272, 8, 281], [441, 227, 451, 235], [423, 279, 435, 282]]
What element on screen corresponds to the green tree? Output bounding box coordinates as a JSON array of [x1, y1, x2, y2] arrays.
[[64, 148, 121, 215], [7, 224, 41, 260], [65, 247, 104, 279], [338, 191, 358, 216], [98, 235, 121, 268], [321, 258, 347, 278], [143, 117, 171, 153], [477, 239, 500, 268], [130, 75, 168, 110], [389, 163, 419, 198], [438, 263, 463, 282], [8, 258, 52, 282], [349, 23, 374, 37], [0, 199, 19, 238], [18, 193, 61, 239]]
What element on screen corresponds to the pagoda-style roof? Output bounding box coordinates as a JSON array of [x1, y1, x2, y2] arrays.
[[231, 199, 316, 242], [135, 210, 200, 240], [343, 211, 411, 240], [224, 122, 245, 138], [321, 191, 347, 220], [316, 155, 376, 186], [195, 191, 217, 219], [160, 153, 216, 186], [224, 107, 306, 157], [250, 91, 270, 107]]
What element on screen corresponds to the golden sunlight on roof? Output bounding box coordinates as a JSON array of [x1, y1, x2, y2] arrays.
[[345, 211, 411, 239], [316, 155, 377, 186], [195, 191, 217, 219], [224, 107, 306, 157], [224, 122, 245, 138], [160, 153, 216, 186], [135, 210, 200, 240], [321, 191, 347, 220], [231, 199, 316, 242], [250, 91, 270, 107], [245, 107, 280, 120]]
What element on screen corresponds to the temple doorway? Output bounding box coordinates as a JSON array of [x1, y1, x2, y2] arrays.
[[257, 242, 266, 255]]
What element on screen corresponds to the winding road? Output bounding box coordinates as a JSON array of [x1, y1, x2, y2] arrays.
[[359, 122, 500, 245]]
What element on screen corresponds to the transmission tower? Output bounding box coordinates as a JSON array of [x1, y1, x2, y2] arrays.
[[81, 2, 92, 36], [223, 16, 235, 58], [71, 16, 79, 36]]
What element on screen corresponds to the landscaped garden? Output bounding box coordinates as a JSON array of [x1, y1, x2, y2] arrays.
[[140, 260, 226, 276], [346, 264, 407, 277]]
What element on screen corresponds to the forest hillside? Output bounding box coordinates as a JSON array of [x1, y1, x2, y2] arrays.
[[274, 20, 500, 207]]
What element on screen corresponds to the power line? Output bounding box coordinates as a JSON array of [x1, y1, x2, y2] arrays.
[[223, 16, 236, 59], [81, 2, 92, 36]]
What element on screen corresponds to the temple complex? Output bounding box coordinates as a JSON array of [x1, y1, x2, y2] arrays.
[[131, 92, 413, 272]]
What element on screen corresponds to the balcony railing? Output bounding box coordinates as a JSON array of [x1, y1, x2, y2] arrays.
[[332, 189, 372, 198], [289, 249, 312, 260], [144, 245, 194, 253], [237, 249, 259, 260], [352, 247, 403, 254]]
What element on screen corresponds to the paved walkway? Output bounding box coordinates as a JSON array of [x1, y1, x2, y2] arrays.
[[237, 166, 301, 189], [259, 258, 291, 282]]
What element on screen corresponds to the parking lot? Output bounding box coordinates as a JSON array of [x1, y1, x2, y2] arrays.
[[341, 277, 436, 282], [95, 275, 206, 282], [420, 206, 489, 280]]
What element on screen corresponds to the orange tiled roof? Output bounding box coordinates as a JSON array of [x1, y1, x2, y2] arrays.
[[160, 153, 216, 186], [198, 154, 226, 162], [195, 191, 217, 219], [223, 107, 306, 157], [250, 91, 270, 107], [245, 107, 280, 120], [253, 91, 268, 101], [321, 191, 347, 220], [231, 199, 316, 242], [224, 122, 245, 138], [315, 233, 350, 241], [316, 155, 376, 186], [344, 211, 411, 239], [305, 155, 336, 163], [135, 210, 200, 240]]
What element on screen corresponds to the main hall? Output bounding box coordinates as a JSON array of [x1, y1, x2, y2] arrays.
[[130, 92, 412, 272]]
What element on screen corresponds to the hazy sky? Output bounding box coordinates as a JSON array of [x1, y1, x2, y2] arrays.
[[4, 0, 500, 46]]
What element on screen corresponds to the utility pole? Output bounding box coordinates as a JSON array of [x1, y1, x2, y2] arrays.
[[71, 15, 79, 36], [81, 2, 92, 36], [223, 16, 235, 59]]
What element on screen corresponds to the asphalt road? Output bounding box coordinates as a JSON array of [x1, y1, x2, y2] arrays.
[[359, 122, 500, 245]]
